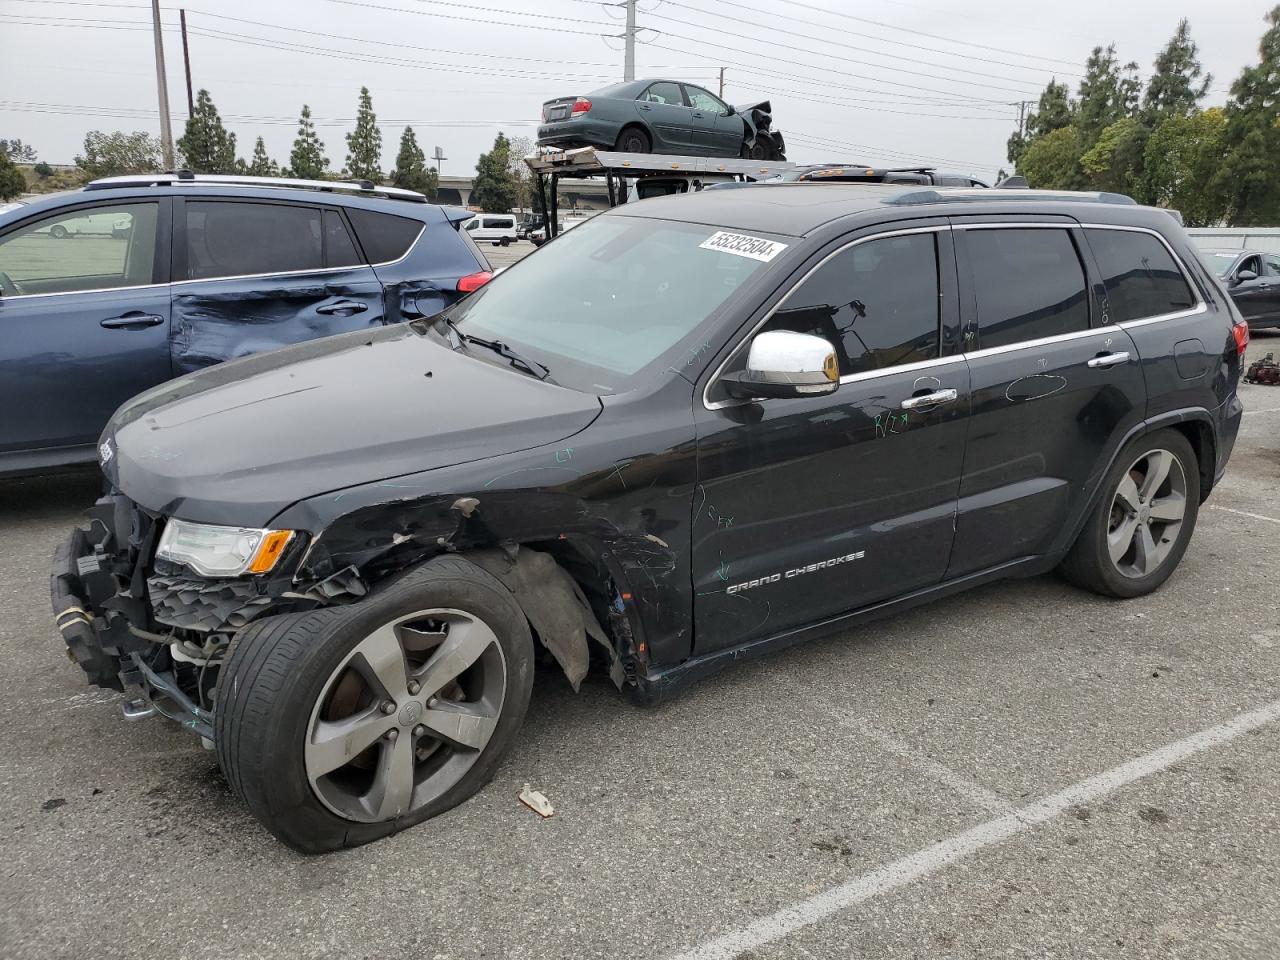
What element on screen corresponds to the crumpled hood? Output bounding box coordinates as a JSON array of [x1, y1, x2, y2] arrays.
[[103, 324, 602, 526]]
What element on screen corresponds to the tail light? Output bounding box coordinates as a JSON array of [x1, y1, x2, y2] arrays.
[[1232, 318, 1250, 357], [570, 97, 592, 117], [457, 271, 492, 293]]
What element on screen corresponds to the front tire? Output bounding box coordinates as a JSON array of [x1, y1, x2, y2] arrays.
[[49, 224, 68, 239], [1058, 429, 1200, 599], [214, 556, 534, 853]]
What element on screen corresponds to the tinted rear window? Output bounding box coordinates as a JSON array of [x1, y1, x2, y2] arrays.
[[324, 209, 362, 268], [185, 201, 322, 280], [1086, 229, 1195, 322], [967, 228, 1090, 349], [346, 208, 423, 263]]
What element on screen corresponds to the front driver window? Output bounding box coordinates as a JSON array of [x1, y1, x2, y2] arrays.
[[0, 202, 159, 296], [762, 233, 941, 376], [687, 87, 728, 114]]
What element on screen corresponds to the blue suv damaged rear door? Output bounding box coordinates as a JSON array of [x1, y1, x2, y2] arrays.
[[169, 196, 386, 373]]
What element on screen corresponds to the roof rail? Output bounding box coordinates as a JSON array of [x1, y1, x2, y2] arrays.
[[887, 187, 1136, 206], [83, 171, 428, 202]]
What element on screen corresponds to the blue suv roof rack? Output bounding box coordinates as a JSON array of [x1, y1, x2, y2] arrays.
[[83, 171, 428, 203]]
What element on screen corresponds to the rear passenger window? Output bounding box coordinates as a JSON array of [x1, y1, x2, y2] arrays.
[[967, 228, 1089, 349], [764, 232, 939, 377], [346, 208, 422, 263], [185, 201, 322, 281], [323, 209, 362, 268], [1086, 228, 1195, 322]]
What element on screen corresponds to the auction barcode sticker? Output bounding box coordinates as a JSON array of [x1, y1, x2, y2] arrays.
[[698, 231, 788, 262]]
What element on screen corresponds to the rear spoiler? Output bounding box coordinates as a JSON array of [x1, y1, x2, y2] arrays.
[[440, 205, 475, 225]]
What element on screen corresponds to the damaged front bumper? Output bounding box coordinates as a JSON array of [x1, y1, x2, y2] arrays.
[[50, 493, 301, 740]]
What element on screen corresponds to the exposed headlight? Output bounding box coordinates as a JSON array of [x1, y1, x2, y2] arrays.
[[156, 519, 295, 577]]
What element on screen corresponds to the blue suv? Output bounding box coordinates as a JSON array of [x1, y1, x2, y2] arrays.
[[0, 173, 493, 476]]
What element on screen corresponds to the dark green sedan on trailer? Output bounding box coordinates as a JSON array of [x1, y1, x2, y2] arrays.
[[537, 78, 786, 160]]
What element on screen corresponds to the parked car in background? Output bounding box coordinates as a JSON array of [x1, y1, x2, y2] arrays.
[[55, 183, 1243, 852], [538, 79, 785, 160], [516, 213, 544, 240], [1203, 248, 1280, 330], [0, 173, 493, 477], [463, 213, 518, 246]]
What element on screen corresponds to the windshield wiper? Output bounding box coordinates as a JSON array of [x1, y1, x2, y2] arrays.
[[460, 333, 552, 380], [431, 316, 551, 380]]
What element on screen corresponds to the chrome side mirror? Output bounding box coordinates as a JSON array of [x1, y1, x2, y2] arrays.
[[722, 330, 839, 400]]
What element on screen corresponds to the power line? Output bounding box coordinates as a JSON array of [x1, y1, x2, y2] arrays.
[[638, 0, 1067, 88], [769, 0, 1083, 69], [320, 0, 610, 36]]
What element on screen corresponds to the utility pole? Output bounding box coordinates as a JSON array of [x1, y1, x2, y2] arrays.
[[1015, 99, 1033, 138], [718, 66, 725, 98], [432, 145, 447, 178], [180, 9, 194, 116], [150, 0, 175, 169], [623, 0, 636, 81]]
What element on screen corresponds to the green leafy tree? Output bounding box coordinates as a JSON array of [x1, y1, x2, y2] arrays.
[[506, 135, 535, 211], [1077, 45, 1140, 146], [1017, 126, 1083, 190], [0, 146, 26, 201], [75, 130, 162, 177], [1143, 108, 1230, 225], [472, 132, 517, 213], [33, 161, 53, 179], [0, 138, 37, 162], [289, 105, 329, 180], [344, 87, 383, 182], [1213, 5, 1280, 225], [1007, 79, 1074, 166], [389, 126, 438, 198], [177, 89, 237, 173], [1081, 118, 1150, 198], [1143, 19, 1211, 122], [245, 136, 280, 177]]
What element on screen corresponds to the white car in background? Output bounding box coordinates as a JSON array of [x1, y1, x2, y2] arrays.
[[38, 210, 132, 239]]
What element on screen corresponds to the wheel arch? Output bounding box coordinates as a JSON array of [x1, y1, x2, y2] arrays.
[[614, 121, 652, 149]]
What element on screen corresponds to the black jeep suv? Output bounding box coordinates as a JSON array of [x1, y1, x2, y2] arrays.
[[53, 184, 1246, 851]]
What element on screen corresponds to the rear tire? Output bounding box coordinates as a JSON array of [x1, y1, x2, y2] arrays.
[[214, 556, 535, 853], [500, 237, 511, 247], [49, 224, 68, 239], [614, 126, 651, 154], [1058, 429, 1200, 599]]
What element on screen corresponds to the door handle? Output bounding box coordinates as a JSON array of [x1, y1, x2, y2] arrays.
[[316, 300, 369, 316], [1087, 351, 1130, 368], [692, 112, 704, 118], [100, 312, 164, 329], [900, 388, 958, 410], [639, 103, 651, 111]]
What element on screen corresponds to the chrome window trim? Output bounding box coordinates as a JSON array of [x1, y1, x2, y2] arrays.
[[702, 225, 948, 411], [961, 324, 1117, 361], [0, 280, 168, 303]]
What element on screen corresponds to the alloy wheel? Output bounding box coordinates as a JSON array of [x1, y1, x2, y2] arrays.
[[304, 608, 507, 823], [1106, 448, 1188, 579]]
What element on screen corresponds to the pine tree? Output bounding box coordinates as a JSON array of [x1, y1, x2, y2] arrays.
[[344, 87, 383, 183], [1143, 19, 1211, 122], [177, 89, 237, 173], [1213, 5, 1280, 225], [289, 105, 328, 180], [472, 133, 517, 213], [245, 136, 279, 177], [1077, 45, 1140, 146], [389, 126, 438, 198]]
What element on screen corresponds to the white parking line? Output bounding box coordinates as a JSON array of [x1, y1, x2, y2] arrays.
[[1244, 408, 1280, 415], [668, 698, 1280, 960], [849, 722, 1011, 815], [1208, 505, 1280, 525]]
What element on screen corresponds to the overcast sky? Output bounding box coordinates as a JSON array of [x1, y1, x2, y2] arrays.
[[1, 0, 1274, 179]]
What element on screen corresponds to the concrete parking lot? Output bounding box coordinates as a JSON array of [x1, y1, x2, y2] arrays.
[[1, 335, 1278, 960]]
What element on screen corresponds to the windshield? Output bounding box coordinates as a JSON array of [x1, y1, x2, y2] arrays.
[[1203, 252, 1239, 277], [445, 216, 783, 392]]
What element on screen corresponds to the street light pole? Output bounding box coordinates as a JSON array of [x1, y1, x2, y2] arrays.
[[150, 0, 175, 169]]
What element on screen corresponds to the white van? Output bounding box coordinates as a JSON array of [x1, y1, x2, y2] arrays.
[[463, 214, 518, 246]]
